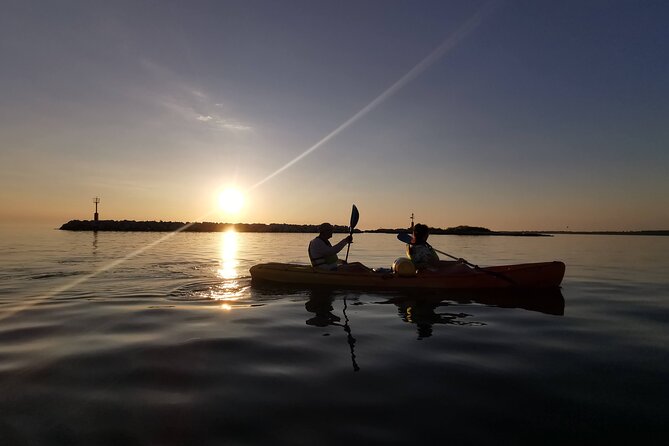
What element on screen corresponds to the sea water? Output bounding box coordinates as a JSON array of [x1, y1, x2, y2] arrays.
[[0, 224, 667, 445]]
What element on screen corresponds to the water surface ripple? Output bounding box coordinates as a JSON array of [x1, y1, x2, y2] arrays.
[[0, 227, 667, 444]]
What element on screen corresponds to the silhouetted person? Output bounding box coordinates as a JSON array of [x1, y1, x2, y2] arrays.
[[408, 223, 440, 270], [308, 223, 369, 272], [308, 223, 352, 270], [408, 223, 471, 274]]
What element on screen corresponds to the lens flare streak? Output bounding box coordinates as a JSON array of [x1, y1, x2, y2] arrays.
[[249, 1, 497, 191]]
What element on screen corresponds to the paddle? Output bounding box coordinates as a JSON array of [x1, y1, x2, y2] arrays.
[[344, 204, 359, 263], [396, 232, 516, 285]]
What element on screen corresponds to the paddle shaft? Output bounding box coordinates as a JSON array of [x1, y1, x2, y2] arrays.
[[429, 245, 465, 263], [344, 229, 353, 263], [430, 243, 516, 284], [397, 232, 516, 285], [429, 243, 516, 284]]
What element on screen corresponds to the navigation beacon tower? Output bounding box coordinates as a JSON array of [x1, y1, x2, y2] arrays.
[[93, 197, 100, 222]]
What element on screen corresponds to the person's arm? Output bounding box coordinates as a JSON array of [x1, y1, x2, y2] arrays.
[[331, 236, 351, 254], [310, 236, 351, 258]]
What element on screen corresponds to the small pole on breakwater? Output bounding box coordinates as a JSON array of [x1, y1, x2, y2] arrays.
[[93, 197, 100, 230], [410, 212, 414, 230]]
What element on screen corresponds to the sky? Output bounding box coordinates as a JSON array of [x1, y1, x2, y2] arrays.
[[1, 0, 668, 231]]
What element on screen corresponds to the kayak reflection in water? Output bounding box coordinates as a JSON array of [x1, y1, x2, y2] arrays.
[[408, 223, 472, 275], [308, 222, 369, 272]]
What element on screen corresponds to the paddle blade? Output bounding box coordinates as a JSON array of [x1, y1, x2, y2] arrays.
[[349, 204, 359, 231], [397, 232, 412, 244], [345, 204, 358, 263]]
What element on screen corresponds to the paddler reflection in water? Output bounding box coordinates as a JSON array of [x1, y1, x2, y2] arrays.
[[304, 289, 340, 327], [308, 223, 369, 272]]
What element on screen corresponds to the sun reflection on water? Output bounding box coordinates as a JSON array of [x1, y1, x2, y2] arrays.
[[218, 230, 239, 280], [213, 230, 246, 307]]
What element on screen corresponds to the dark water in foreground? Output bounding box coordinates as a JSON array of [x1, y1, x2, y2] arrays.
[[0, 226, 668, 445]]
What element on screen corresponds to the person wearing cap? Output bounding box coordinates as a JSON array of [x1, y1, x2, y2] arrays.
[[408, 223, 440, 270], [308, 223, 353, 270], [408, 223, 470, 274]]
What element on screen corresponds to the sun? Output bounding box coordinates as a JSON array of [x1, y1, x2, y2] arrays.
[[218, 188, 245, 215]]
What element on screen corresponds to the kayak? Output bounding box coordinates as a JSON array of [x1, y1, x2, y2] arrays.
[[250, 261, 565, 290]]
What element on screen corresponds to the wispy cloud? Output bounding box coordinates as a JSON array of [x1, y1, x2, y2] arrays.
[[191, 89, 206, 99], [156, 97, 253, 131], [214, 118, 252, 131], [138, 58, 253, 131], [196, 113, 252, 131]]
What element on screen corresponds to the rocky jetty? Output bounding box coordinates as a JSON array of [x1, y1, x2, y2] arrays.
[[59, 220, 358, 233]]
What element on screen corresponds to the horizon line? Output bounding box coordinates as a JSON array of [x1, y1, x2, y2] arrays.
[[56, 219, 669, 234]]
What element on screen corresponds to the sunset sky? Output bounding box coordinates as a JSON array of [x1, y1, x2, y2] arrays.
[[1, 0, 667, 231]]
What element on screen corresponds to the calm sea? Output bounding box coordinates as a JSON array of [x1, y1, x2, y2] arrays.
[[0, 224, 667, 445]]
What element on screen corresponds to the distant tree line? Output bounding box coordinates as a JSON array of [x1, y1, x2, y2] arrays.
[[62, 220, 669, 236], [367, 225, 548, 236]]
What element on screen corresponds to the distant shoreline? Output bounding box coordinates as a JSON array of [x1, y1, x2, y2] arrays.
[[57, 220, 662, 237], [541, 230, 669, 236]]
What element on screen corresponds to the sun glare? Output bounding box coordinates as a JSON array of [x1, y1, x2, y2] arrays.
[[218, 188, 244, 215]]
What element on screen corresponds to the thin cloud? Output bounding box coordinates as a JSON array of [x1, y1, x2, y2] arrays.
[[196, 113, 252, 131], [139, 58, 252, 131], [215, 118, 252, 131], [157, 99, 252, 131], [191, 89, 206, 99]]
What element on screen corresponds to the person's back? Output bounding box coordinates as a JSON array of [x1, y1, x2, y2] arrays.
[[409, 243, 439, 270], [408, 223, 439, 270]]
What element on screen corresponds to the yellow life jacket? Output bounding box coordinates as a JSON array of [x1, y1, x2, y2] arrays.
[[309, 237, 339, 267]]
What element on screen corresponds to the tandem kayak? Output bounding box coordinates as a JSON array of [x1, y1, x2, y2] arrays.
[[250, 261, 565, 290]]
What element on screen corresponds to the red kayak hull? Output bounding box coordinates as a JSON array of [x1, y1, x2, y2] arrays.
[[250, 261, 565, 290]]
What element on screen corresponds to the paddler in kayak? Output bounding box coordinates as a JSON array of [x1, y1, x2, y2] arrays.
[[407, 223, 440, 270], [308, 223, 369, 272], [408, 223, 470, 274]]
